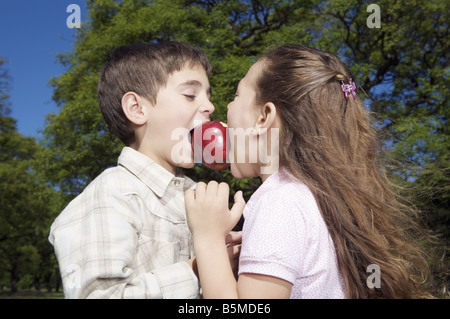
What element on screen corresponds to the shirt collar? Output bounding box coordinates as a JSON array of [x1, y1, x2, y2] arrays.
[[117, 147, 194, 197]]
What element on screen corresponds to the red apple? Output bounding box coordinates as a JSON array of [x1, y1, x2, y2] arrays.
[[191, 121, 229, 170]]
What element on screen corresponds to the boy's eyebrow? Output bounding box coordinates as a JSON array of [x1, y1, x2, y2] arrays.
[[177, 80, 212, 97]]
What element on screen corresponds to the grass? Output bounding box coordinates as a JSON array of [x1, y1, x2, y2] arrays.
[[0, 290, 64, 299]]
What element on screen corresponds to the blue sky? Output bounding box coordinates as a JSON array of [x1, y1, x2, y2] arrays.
[[0, 0, 87, 139]]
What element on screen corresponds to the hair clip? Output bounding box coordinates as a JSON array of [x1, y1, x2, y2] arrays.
[[341, 78, 357, 100]]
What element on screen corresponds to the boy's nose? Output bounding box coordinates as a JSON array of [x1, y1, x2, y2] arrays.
[[201, 99, 215, 115]]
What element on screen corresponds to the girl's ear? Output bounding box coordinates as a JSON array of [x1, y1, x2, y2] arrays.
[[121, 92, 147, 126], [252, 102, 277, 136]]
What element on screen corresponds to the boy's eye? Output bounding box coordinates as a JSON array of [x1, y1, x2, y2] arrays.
[[184, 94, 196, 100]]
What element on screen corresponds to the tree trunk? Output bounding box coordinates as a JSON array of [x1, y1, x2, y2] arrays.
[[10, 260, 18, 294]]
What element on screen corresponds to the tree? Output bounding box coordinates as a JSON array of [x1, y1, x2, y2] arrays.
[[0, 58, 62, 293]]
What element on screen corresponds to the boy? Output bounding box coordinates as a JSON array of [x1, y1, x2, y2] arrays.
[[49, 42, 237, 298]]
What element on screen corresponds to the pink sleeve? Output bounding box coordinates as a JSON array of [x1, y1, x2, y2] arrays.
[[238, 186, 307, 284]]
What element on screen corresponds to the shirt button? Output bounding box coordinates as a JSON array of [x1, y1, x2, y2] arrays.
[[174, 180, 181, 187]]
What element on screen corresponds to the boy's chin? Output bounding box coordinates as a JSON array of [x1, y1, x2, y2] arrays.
[[173, 160, 196, 169]]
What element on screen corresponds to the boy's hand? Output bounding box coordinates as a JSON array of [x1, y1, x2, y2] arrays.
[[188, 232, 242, 279], [185, 181, 245, 242]]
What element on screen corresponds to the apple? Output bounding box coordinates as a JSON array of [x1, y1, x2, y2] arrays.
[[191, 121, 230, 170]]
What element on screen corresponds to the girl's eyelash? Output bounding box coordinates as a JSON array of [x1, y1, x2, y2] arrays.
[[184, 94, 196, 100]]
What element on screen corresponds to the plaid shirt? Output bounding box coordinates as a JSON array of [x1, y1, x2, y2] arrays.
[[49, 147, 200, 299]]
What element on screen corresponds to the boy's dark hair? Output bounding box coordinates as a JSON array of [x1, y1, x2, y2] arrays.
[[97, 41, 212, 145]]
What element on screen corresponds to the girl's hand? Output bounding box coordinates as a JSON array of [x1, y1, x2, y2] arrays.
[[185, 181, 245, 242], [226, 231, 242, 279]]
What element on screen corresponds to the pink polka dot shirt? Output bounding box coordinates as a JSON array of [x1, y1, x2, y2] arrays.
[[238, 168, 346, 298]]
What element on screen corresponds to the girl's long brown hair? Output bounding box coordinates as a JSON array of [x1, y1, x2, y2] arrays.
[[255, 44, 431, 298]]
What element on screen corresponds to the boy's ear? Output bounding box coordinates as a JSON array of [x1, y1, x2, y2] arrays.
[[252, 102, 277, 136], [122, 92, 147, 125]]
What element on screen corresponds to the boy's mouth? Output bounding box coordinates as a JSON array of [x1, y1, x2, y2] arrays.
[[188, 120, 209, 144], [188, 127, 194, 144]]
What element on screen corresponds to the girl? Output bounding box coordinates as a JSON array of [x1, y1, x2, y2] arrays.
[[185, 45, 431, 298]]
